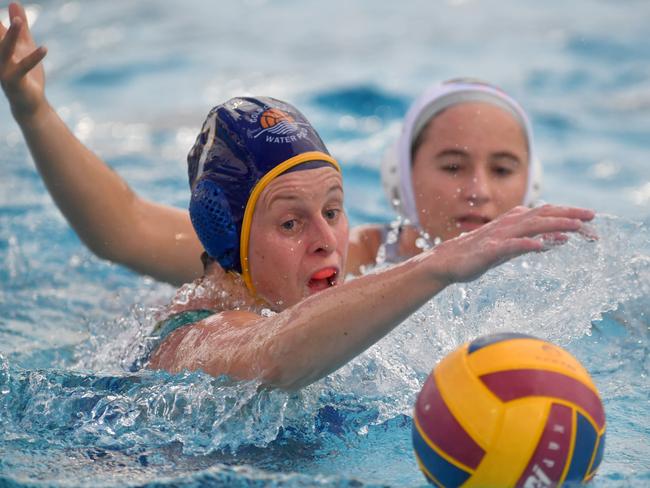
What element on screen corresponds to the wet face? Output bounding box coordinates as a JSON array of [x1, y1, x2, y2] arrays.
[[411, 102, 529, 241], [248, 166, 349, 311]]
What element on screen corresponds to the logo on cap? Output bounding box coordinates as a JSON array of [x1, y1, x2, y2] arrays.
[[249, 107, 310, 144]]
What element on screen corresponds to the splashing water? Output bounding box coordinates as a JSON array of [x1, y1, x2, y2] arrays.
[[0, 208, 648, 486]]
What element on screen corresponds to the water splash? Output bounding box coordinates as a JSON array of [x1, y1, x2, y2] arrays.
[[0, 215, 647, 486], [332, 214, 650, 422]]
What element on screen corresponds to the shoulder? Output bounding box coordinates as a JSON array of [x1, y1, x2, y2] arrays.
[[148, 310, 262, 372], [346, 224, 385, 275]]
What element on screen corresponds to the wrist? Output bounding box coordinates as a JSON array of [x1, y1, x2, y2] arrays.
[[11, 97, 53, 128], [417, 244, 456, 289]]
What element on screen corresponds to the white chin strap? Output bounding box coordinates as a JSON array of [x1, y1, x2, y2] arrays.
[[381, 82, 543, 227]]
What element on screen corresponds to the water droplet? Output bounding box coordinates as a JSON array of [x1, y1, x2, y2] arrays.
[[375, 244, 387, 265], [260, 308, 276, 317], [386, 231, 398, 245]]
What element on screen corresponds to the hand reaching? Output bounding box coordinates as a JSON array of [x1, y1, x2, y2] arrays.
[[426, 204, 596, 284], [0, 2, 47, 119]]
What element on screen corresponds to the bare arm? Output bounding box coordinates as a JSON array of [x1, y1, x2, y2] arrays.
[[150, 205, 595, 390], [1, 3, 203, 285]]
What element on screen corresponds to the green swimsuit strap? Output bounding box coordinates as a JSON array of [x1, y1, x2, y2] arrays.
[[152, 309, 215, 341]]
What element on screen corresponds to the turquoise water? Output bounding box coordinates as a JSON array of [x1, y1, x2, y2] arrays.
[[1, 0, 649, 486]]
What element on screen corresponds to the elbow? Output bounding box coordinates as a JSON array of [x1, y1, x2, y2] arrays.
[[259, 368, 309, 392], [252, 329, 336, 391], [255, 356, 326, 391], [82, 236, 119, 262], [81, 235, 136, 272]]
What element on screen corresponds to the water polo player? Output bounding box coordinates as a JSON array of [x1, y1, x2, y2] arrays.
[[144, 96, 594, 388], [2, 6, 552, 290], [348, 79, 543, 271], [2, 6, 595, 387]]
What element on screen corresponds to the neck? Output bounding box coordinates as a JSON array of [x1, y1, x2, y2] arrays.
[[168, 266, 266, 316]]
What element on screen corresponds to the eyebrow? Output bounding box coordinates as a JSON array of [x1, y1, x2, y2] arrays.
[[435, 148, 470, 159], [490, 151, 523, 164], [267, 183, 344, 210], [435, 148, 522, 165]]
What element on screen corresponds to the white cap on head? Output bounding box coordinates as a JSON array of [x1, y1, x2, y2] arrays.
[[381, 79, 542, 227]]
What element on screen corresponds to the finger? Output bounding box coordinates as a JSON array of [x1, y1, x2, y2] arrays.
[[0, 19, 7, 38], [12, 44, 46, 79], [9, 3, 28, 24], [540, 232, 569, 242], [507, 205, 529, 215], [577, 223, 599, 241], [10, 2, 34, 46], [532, 204, 595, 221], [0, 16, 21, 62], [538, 233, 569, 251], [499, 205, 529, 220], [492, 237, 545, 264], [514, 216, 585, 239]]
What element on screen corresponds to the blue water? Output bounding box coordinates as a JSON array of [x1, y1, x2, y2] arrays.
[[1, 0, 649, 486]]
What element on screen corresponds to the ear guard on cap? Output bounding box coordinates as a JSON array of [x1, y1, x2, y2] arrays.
[[187, 96, 340, 296], [189, 175, 240, 272]]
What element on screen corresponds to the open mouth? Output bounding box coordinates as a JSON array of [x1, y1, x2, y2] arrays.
[[456, 215, 490, 230], [307, 267, 338, 293]]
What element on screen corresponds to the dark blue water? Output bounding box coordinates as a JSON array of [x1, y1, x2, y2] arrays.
[[1, 1, 649, 486]]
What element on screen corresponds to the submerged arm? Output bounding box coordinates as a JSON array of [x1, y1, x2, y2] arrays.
[[150, 205, 595, 390], [1, 3, 203, 285]]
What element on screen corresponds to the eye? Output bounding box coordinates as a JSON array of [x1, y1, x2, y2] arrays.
[[493, 166, 514, 177], [281, 219, 297, 231], [324, 208, 340, 221], [441, 163, 461, 173]]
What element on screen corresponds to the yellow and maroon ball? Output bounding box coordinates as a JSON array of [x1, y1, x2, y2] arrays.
[[412, 332, 606, 487]]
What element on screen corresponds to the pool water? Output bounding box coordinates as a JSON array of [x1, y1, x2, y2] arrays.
[[1, 1, 649, 486]]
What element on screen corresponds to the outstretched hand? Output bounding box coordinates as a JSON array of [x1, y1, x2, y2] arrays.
[[427, 204, 596, 284], [0, 2, 47, 118]]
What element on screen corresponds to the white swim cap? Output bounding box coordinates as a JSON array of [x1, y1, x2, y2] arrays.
[[381, 79, 542, 227]]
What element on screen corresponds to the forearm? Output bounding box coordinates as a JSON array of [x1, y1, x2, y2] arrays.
[[257, 254, 447, 389], [15, 101, 203, 284], [2, 6, 203, 284], [153, 254, 446, 388], [247, 205, 594, 389], [16, 101, 139, 252]]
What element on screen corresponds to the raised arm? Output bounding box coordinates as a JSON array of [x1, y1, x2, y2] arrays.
[[149, 204, 595, 389], [1, 2, 203, 285]]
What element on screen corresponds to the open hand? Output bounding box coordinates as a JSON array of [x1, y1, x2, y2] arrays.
[[0, 2, 47, 118], [427, 204, 596, 284]]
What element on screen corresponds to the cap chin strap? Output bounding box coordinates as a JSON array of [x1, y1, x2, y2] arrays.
[[239, 151, 341, 295]]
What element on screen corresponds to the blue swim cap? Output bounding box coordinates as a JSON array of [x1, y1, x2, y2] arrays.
[[187, 96, 340, 294]]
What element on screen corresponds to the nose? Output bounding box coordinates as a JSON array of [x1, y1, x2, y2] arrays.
[[308, 216, 337, 256], [461, 166, 491, 205]]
